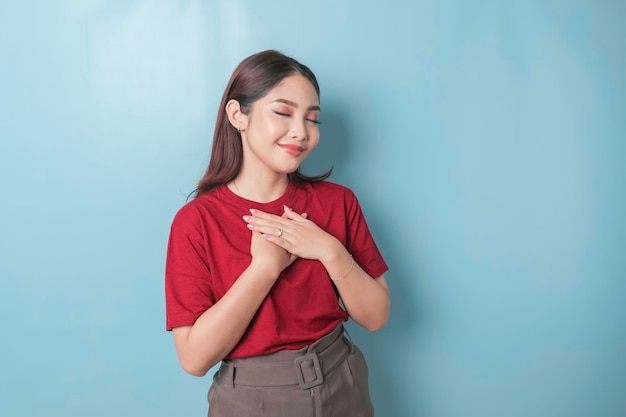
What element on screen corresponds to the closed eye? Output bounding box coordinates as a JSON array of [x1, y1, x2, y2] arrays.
[[274, 110, 320, 125]]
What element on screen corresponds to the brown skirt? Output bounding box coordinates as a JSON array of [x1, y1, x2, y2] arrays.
[[207, 325, 374, 417]]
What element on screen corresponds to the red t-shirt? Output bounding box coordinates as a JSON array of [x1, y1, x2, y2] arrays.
[[165, 180, 388, 359]]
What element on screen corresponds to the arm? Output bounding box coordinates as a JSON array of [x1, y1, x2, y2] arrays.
[[172, 231, 297, 377], [245, 206, 390, 332], [318, 246, 390, 331]]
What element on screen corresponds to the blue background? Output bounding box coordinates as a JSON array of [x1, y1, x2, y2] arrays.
[[1, 1, 624, 416]]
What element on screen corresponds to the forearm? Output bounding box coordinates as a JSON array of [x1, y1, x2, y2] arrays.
[[322, 247, 390, 332], [173, 264, 278, 376], [239, 207, 390, 330]]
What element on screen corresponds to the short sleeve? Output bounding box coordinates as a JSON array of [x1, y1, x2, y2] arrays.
[[344, 191, 389, 279], [165, 206, 215, 330]]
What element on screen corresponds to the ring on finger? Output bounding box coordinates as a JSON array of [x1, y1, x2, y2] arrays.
[[277, 228, 283, 238]]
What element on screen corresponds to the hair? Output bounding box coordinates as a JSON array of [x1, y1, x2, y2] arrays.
[[192, 50, 332, 198]]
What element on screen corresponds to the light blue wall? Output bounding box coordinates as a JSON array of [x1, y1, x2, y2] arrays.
[[1, 1, 624, 416]]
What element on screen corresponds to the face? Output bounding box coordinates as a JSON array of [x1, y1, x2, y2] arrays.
[[234, 74, 321, 177]]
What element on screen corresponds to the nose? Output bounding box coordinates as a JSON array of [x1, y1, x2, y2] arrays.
[[289, 121, 307, 141]]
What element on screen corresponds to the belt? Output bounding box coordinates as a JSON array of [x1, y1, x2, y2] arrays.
[[218, 326, 354, 390]]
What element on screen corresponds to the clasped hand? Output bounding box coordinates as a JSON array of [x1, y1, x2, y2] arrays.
[[243, 205, 340, 267]]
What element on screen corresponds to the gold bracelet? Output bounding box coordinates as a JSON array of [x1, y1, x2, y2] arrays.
[[329, 256, 355, 282]]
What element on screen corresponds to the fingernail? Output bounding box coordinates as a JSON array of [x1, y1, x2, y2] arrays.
[[249, 209, 257, 214], [247, 224, 254, 230], [283, 205, 292, 211], [242, 215, 251, 221]]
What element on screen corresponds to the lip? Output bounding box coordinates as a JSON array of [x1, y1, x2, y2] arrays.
[[278, 144, 305, 156]]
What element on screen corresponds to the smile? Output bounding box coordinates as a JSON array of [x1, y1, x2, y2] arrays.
[[278, 144, 305, 156]]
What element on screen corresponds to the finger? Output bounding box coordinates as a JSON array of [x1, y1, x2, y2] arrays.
[[249, 209, 284, 222], [283, 205, 306, 221], [261, 232, 292, 248], [242, 210, 290, 230], [247, 222, 285, 238]]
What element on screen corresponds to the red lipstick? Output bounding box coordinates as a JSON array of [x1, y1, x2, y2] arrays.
[[278, 144, 304, 156]]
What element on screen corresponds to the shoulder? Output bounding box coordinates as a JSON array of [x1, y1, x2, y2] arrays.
[[170, 189, 222, 232], [303, 180, 358, 200]]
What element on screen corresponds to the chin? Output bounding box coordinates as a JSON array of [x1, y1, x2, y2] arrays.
[[277, 162, 303, 175]]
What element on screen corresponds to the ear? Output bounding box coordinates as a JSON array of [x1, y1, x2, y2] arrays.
[[225, 99, 249, 132]]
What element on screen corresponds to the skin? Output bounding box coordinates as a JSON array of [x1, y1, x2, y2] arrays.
[[172, 74, 390, 377]]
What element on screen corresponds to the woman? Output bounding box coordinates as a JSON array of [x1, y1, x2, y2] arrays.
[[165, 50, 390, 417]]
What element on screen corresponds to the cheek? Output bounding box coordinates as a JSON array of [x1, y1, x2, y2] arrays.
[[251, 115, 283, 136], [307, 132, 321, 151], [268, 121, 290, 137]]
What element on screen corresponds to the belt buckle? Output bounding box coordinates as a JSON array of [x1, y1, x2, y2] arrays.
[[294, 353, 323, 389]]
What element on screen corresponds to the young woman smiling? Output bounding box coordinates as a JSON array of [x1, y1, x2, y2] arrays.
[[165, 50, 390, 417]]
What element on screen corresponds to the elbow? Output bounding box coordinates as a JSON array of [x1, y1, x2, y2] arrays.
[[351, 300, 390, 332], [361, 309, 389, 332], [182, 365, 209, 377], [179, 357, 216, 377], [365, 302, 390, 332], [172, 326, 223, 377], [365, 316, 388, 332]]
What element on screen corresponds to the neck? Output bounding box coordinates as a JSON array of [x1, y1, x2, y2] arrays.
[[229, 172, 290, 203]]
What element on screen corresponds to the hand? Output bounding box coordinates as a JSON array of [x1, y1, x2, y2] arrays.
[[249, 226, 297, 277], [244, 206, 342, 263]]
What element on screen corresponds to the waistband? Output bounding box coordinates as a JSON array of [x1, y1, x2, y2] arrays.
[[218, 325, 354, 390]]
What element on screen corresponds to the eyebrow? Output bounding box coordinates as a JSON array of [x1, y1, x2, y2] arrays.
[[272, 98, 321, 112]]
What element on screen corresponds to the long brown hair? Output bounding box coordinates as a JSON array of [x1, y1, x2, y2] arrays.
[[192, 50, 331, 198]]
